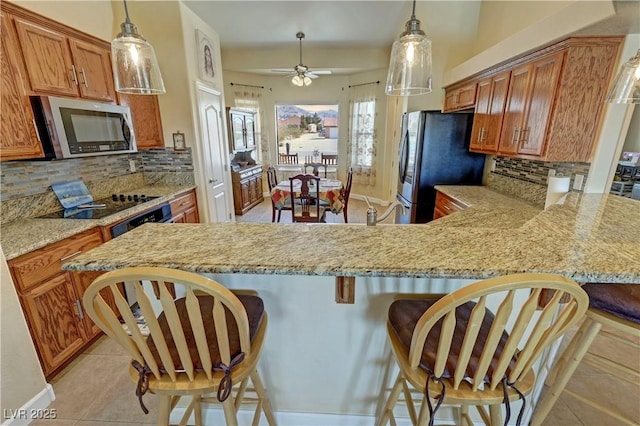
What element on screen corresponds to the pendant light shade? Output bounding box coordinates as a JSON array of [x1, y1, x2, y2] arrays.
[[111, 0, 165, 95], [385, 0, 432, 96], [606, 49, 640, 104]]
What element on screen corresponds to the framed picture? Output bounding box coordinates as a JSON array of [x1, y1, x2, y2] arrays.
[[173, 132, 186, 151], [196, 29, 216, 82]]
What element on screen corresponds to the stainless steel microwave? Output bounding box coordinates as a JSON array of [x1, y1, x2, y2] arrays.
[[31, 96, 137, 159]]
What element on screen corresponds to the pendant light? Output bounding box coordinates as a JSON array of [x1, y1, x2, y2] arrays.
[[606, 49, 640, 104], [111, 0, 166, 95], [385, 0, 432, 96], [291, 74, 312, 87]]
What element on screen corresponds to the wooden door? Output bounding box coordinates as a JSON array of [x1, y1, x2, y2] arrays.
[[72, 270, 111, 339], [68, 39, 116, 102], [0, 12, 44, 161], [13, 18, 78, 96], [498, 64, 531, 155], [21, 273, 86, 374], [469, 78, 491, 152], [484, 71, 510, 153], [518, 52, 564, 156], [118, 93, 164, 149]]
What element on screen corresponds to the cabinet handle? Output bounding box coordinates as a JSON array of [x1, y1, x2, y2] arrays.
[[479, 128, 486, 143], [79, 68, 88, 88], [74, 300, 84, 320], [70, 65, 79, 86], [60, 251, 82, 262], [520, 127, 530, 144], [512, 128, 520, 143]]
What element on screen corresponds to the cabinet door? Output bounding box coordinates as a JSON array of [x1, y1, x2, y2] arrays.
[[68, 39, 116, 102], [230, 113, 246, 150], [241, 180, 251, 209], [0, 13, 45, 161], [484, 71, 510, 153], [72, 270, 112, 339], [498, 64, 531, 155], [255, 175, 264, 202], [249, 177, 259, 203], [469, 78, 491, 152], [21, 273, 86, 374], [518, 53, 563, 156], [182, 205, 200, 223], [13, 18, 78, 96], [244, 114, 256, 149], [118, 93, 164, 149]]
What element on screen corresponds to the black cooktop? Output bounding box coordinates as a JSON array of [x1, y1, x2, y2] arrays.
[[37, 194, 160, 220]]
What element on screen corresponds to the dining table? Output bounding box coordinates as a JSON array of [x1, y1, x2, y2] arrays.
[[270, 177, 344, 213]]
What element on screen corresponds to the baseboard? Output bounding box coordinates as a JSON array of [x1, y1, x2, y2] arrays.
[[169, 406, 468, 425], [1, 384, 55, 426]]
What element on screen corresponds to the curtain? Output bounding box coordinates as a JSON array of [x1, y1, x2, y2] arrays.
[[231, 85, 270, 163], [347, 83, 378, 185]]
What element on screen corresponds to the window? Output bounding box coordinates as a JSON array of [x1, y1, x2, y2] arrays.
[[275, 104, 338, 164], [349, 99, 375, 167]]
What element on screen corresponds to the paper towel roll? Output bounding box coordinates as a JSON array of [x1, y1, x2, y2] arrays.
[[545, 176, 571, 208]]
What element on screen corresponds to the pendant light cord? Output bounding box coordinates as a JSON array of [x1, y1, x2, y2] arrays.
[[123, 0, 131, 24], [411, 0, 417, 19]]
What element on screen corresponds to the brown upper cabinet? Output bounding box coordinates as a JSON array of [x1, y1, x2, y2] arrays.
[[0, 11, 45, 161], [118, 93, 165, 149], [443, 81, 477, 112], [469, 71, 510, 154], [12, 17, 115, 102], [450, 37, 622, 162]]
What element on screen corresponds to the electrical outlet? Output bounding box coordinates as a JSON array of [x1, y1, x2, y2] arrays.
[[491, 158, 496, 172], [548, 169, 556, 177], [573, 174, 584, 191], [129, 159, 136, 172]]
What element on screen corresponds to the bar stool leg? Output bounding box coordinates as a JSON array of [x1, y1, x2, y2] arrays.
[[530, 317, 602, 426], [376, 372, 405, 426]]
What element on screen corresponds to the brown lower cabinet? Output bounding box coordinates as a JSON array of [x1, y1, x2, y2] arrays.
[[169, 189, 200, 223], [433, 191, 469, 220], [232, 166, 264, 215], [8, 228, 109, 378]]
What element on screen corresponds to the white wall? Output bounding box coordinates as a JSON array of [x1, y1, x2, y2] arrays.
[[623, 107, 640, 153], [0, 251, 49, 418]]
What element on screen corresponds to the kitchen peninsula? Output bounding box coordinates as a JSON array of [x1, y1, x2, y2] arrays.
[[55, 187, 640, 423]]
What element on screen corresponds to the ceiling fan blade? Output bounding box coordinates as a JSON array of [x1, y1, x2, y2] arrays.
[[271, 69, 294, 73], [309, 70, 332, 75], [307, 73, 319, 79]]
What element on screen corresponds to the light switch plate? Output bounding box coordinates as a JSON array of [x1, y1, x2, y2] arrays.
[[573, 174, 584, 191], [129, 159, 136, 172], [548, 169, 556, 177]]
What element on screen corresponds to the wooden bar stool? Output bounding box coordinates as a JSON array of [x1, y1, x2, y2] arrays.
[[377, 273, 588, 426], [82, 267, 277, 426], [530, 283, 640, 426]]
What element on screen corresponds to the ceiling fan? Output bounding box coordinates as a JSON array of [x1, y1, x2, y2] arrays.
[[271, 32, 332, 86]]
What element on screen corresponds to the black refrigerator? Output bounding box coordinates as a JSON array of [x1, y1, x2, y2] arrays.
[[395, 111, 485, 224]]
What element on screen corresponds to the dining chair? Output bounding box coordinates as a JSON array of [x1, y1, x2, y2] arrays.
[[341, 168, 353, 223], [266, 166, 291, 222], [279, 153, 298, 164], [377, 273, 588, 426], [321, 153, 338, 165], [289, 174, 326, 223], [82, 267, 276, 426], [304, 163, 328, 178], [530, 283, 640, 426]]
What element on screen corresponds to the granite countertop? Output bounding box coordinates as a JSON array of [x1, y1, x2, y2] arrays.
[[1, 185, 195, 260], [62, 186, 640, 284]]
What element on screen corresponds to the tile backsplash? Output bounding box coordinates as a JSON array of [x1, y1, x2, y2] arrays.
[[0, 148, 193, 201], [487, 156, 591, 207]]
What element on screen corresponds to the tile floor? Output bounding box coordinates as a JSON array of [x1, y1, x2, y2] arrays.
[[33, 198, 639, 425]]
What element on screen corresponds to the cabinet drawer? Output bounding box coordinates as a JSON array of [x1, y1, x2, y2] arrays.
[[434, 191, 468, 218], [9, 228, 103, 291], [169, 191, 196, 216]]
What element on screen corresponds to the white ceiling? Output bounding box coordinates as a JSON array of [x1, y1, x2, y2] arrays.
[[183, 1, 414, 50]]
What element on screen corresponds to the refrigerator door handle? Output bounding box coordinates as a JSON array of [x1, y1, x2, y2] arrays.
[[399, 129, 409, 183]]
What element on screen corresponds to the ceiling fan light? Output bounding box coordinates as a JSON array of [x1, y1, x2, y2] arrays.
[[606, 49, 640, 104], [303, 76, 312, 86], [385, 0, 432, 96], [111, 0, 165, 95], [291, 75, 303, 86]]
